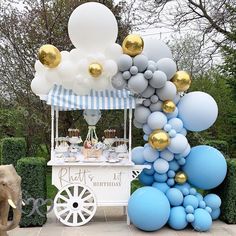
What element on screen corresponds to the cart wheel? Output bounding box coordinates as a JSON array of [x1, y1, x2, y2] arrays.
[[54, 184, 97, 226]]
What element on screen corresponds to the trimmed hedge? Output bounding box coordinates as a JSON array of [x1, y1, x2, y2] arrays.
[[1, 137, 26, 166], [214, 159, 236, 224], [16, 157, 47, 227]]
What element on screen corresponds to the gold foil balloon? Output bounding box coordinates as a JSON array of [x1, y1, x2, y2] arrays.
[[88, 63, 103, 78], [38, 44, 61, 68], [175, 171, 188, 184], [148, 130, 170, 150], [122, 34, 144, 56], [171, 71, 191, 92], [162, 100, 176, 113]]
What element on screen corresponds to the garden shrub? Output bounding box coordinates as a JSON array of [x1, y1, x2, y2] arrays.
[[16, 157, 47, 227]]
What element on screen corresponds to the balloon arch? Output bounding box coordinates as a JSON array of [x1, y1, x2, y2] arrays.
[[31, 2, 227, 233]]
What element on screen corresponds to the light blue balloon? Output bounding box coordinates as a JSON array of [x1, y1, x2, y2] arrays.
[[178, 158, 186, 166], [147, 111, 167, 130], [186, 213, 195, 223], [189, 188, 197, 195], [118, 54, 132, 72], [192, 209, 212, 232], [183, 145, 227, 190], [168, 206, 188, 230], [179, 127, 187, 136], [166, 107, 179, 119], [149, 71, 167, 88], [185, 205, 194, 214], [128, 187, 170, 231], [183, 195, 199, 209], [153, 158, 169, 174], [211, 208, 221, 220], [143, 145, 159, 162], [152, 182, 170, 193], [195, 193, 203, 203], [204, 194, 222, 209], [164, 124, 172, 132], [160, 149, 174, 161], [167, 170, 175, 178], [168, 129, 176, 138], [178, 92, 218, 132], [139, 171, 154, 186], [168, 118, 183, 133], [167, 178, 175, 187], [142, 86, 155, 98], [175, 183, 191, 192], [182, 188, 190, 196], [132, 147, 145, 164], [156, 58, 177, 80], [166, 188, 184, 206], [133, 54, 148, 72], [134, 105, 151, 124], [128, 73, 148, 94], [205, 207, 212, 214], [143, 124, 152, 135], [168, 134, 188, 154], [175, 144, 191, 159], [143, 162, 155, 175], [199, 200, 206, 209], [169, 160, 180, 171], [154, 173, 168, 183]]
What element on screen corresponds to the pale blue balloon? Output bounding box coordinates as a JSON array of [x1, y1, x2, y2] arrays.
[[128, 187, 170, 231], [168, 134, 188, 154], [211, 208, 221, 220], [143, 145, 159, 162], [183, 195, 199, 209], [139, 171, 154, 186], [178, 158, 186, 166], [143, 124, 152, 135], [156, 58, 177, 80], [134, 105, 151, 124], [178, 92, 218, 132], [205, 206, 212, 214], [168, 118, 183, 132], [160, 149, 174, 161], [154, 173, 168, 182], [168, 206, 188, 230], [118, 54, 132, 72], [173, 94, 181, 104], [186, 213, 195, 223], [133, 54, 148, 72], [183, 145, 227, 190], [192, 209, 212, 232], [168, 129, 176, 138], [156, 81, 177, 101], [143, 134, 148, 141], [149, 71, 167, 88], [149, 101, 163, 112], [204, 194, 222, 209], [179, 127, 187, 136], [166, 107, 179, 119], [128, 73, 148, 94], [195, 193, 203, 203], [152, 182, 170, 193], [174, 183, 191, 192], [166, 188, 184, 206], [199, 201, 206, 209], [175, 144, 191, 159], [153, 158, 169, 174], [164, 124, 172, 132], [167, 170, 175, 178], [169, 160, 180, 171], [167, 178, 175, 187], [132, 146, 145, 164], [185, 205, 194, 214], [147, 111, 167, 130]]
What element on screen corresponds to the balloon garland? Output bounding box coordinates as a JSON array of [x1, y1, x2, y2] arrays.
[[31, 2, 227, 233]]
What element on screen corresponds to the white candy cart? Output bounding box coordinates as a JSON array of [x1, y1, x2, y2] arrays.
[[40, 85, 148, 227]]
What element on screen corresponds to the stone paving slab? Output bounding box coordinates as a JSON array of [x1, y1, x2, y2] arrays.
[[8, 207, 236, 236]]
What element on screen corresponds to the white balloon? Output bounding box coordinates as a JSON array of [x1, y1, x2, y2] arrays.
[[70, 48, 85, 62], [57, 60, 76, 81], [168, 134, 188, 154], [61, 51, 70, 60], [34, 60, 45, 74], [105, 43, 123, 61], [61, 80, 74, 90], [143, 37, 173, 62], [68, 2, 118, 51], [156, 81, 177, 101], [73, 77, 90, 95], [77, 59, 89, 75], [45, 69, 61, 84], [31, 75, 52, 95], [103, 59, 118, 76]]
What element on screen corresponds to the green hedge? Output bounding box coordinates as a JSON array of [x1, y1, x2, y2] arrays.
[[1, 137, 26, 166], [16, 157, 47, 227], [214, 159, 236, 224]]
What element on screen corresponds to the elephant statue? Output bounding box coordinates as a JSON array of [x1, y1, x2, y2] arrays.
[[0, 165, 22, 236]]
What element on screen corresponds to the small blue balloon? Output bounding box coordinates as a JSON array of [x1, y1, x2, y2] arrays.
[[168, 206, 188, 230], [169, 160, 180, 171], [154, 173, 168, 182], [205, 206, 212, 214], [192, 209, 212, 232], [122, 71, 131, 80], [183, 195, 199, 209], [164, 124, 172, 132], [174, 183, 191, 192], [143, 145, 159, 162], [189, 188, 197, 195], [139, 171, 154, 186], [186, 213, 195, 223], [130, 66, 138, 75], [168, 129, 177, 138], [152, 182, 170, 193], [160, 149, 174, 162], [132, 147, 145, 164], [195, 193, 204, 203], [199, 201, 206, 209], [166, 188, 184, 206], [211, 208, 221, 220], [182, 188, 190, 196], [204, 194, 222, 210], [143, 162, 155, 175], [128, 187, 170, 231], [153, 158, 169, 174], [168, 118, 183, 133], [185, 205, 194, 214], [167, 178, 175, 187], [178, 157, 186, 166], [183, 145, 227, 190], [167, 170, 175, 178]]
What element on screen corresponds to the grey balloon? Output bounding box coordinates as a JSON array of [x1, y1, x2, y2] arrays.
[[123, 71, 131, 80], [134, 105, 151, 124], [133, 54, 148, 72], [144, 70, 153, 80], [111, 72, 127, 90], [128, 73, 148, 94], [149, 101, 163, 112], [141, 86, 155, 98], [133, 119, 144, 129], [147, 64, 156, 73], [150, 95, 159, 103], [149, 70, 167, 89], [143, 99, 151, 107], [156, 58, 177, 80], [118, 54, 133, 72], [148, 60, 157, 69], [130, 66, 138, 75], [156, 81, 177, 101]]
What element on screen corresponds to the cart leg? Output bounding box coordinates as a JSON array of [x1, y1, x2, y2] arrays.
[[125, 206, 130, 225], [123, 206, 126, 215]]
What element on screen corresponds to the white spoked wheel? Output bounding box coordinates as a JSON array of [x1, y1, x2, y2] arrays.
[[54, 184, 97, 226]]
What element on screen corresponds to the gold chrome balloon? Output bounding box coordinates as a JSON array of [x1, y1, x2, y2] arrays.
[[122, 34, 144, 56], [175, 171, 188, 184], [88, 63, 103, 78], [148, 130, 170, 150], [162, 100, 176, 113], [171, 71, 191, 92], [38, 44, 61, 68]]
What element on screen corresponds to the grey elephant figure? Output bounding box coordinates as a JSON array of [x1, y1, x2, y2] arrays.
[[0, 165, 22, 236]]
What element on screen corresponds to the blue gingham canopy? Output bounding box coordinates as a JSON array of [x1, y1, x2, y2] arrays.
[[43, 85, 136, 110]]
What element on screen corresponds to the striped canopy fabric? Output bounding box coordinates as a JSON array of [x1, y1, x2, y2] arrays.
[[43, 85, 136, 110]]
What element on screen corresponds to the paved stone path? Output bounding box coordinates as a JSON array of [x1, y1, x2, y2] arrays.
[[9, 207, 236, 236]]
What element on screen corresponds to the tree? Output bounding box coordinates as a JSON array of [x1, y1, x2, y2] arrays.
[[0, 0, 130, 155]]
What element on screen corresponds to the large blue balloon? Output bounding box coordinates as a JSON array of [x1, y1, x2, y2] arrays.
[[128, 187, 170, 231], [178, 92, 218, 131], [168, 206, 188, 230], [183, 145, 227, 190], [192, 209, 212, 232]]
